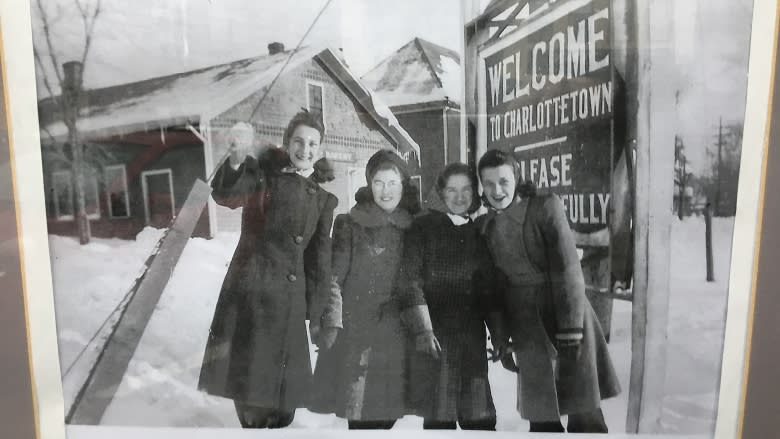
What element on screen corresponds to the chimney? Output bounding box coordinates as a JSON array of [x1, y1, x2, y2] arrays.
[[62, 61, 83, 93], [268, 42, 285, 55]]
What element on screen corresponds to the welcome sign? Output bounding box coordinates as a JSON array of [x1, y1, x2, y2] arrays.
[[479, 0, 614, 236]]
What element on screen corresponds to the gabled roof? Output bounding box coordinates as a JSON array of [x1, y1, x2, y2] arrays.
[[361, 38, 461, 109], [38, 46, 321, 141], [37, 47, 420, 164]]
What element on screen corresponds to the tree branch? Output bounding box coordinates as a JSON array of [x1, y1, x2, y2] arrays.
[[76, 0, 102, 71], [32, 47, 61, 107], [35, 0, 64, 87]]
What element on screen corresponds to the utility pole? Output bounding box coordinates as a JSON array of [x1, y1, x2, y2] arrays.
[[626, 0, 675, 433], [715, 117, 723, 217]]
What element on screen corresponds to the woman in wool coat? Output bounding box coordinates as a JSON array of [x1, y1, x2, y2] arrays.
[[396, 162, 505, 430], [198, 113, 340, 429], [477, 149, 621, 433], [309, 149, 421, 429]]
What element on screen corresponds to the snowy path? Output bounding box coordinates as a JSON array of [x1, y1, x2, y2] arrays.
[[50, 216, 733, 434]]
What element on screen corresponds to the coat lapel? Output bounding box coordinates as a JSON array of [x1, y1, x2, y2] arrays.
[[504, 197, 530, 226], [301, 176, 321, 235]]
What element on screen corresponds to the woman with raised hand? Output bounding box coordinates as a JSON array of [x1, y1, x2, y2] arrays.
[[198, 112, 339, 429]]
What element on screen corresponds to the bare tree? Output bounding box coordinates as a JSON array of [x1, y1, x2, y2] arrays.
[[699, 119, 743, 217], [673, 135, 692, 219], [33, 0, 102, 244]]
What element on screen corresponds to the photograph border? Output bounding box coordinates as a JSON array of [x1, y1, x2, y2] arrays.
[[0, 0, 776, 437]]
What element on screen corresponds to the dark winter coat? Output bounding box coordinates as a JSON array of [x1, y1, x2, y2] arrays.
[[396, 210, 498, 423], [197, 152, 339, 410], [309, 202, 412, 421], [478, 194, 621, 422]]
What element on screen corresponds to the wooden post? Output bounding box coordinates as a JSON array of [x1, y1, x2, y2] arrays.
[[625, 0, 676, 433], [705, 202, 715, 282], [67, 179, 212, 424]]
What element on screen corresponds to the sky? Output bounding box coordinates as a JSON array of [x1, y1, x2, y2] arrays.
[[29, 0, 754, 175]]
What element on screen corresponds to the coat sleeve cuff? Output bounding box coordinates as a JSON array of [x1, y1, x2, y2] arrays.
[[555, 328, 584, 341], [400, 304, 434, 335], [320, 313, 343, 329]]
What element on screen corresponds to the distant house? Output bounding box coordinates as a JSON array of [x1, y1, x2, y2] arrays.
[[38, 45, 421, 239], [362, 38, 463, 207]]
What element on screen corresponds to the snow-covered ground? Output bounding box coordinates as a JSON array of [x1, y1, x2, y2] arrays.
[[49, 215, 733, 434]]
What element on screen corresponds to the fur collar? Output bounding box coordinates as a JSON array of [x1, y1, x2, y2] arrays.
[[349, 202, 413, 229]]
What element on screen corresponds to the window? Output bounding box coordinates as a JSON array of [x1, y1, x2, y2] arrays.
[[307, 81, 325, 129], [105, 165, 130, 218], [51, 169, 101, 220], [410, 175, 423, 205], [52, 170, 74, 220]]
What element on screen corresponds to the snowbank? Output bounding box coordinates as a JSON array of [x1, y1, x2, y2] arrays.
[[49, 227, 165, 414], [50, 215, 735, 433]]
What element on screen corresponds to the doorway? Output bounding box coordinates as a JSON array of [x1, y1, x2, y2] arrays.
[[141, 169, 175, 228]]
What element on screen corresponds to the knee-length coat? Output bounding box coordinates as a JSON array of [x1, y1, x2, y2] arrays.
[[478, 194, 621, 422], [309, 202, 412, 421], [197, 152, 339, 410], [396, 210, 498, 423]]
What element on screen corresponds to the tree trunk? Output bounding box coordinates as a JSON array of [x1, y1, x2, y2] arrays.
[[705, 202, 714, 282], [63, 62, 90, 245], [67, 120, 90, 245]]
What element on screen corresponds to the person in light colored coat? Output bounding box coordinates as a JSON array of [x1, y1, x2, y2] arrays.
[[477, 149, 621, 434]]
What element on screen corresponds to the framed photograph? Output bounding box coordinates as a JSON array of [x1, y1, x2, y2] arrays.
[[1, 0, 777, 438]]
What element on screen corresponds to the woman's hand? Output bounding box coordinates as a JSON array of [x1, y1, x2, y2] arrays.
[[316, 327, 339, 350], [555, 337, 582, 381], [488, 336, 518, 372], [415, 331, 441, 359], [228, 141, 246, 168]]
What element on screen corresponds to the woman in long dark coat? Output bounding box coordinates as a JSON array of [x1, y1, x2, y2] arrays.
[[198, 113, 340, 429], [477, 149, 621, 433], [309, 149, 420, 429], [396, 162, 504, 430]]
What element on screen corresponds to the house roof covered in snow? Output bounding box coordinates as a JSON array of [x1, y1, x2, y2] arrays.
[[361, 38, 461, 109], [38, 47, 421, 164]]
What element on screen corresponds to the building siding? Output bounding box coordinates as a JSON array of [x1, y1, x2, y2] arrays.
[[210, 58, 400, 233], [44, 140, 210, 240]]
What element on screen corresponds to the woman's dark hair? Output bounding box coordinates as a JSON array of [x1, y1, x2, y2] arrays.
[[355, 149, 421, 214], [282, 109, 324, 147], [477, 149, 536, 198], [435, 162, 481, 214]]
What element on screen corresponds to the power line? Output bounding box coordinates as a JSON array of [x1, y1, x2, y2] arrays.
[[247, 0, 334, 121]]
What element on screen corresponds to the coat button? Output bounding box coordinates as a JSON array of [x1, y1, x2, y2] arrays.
[[307, 187, 317, 194], [287, 274, 297, 282], [294, 235, 304, 244]]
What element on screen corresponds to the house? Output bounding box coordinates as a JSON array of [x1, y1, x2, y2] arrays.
[[38, 44, 422, 239], [361, 38, 463, 207]]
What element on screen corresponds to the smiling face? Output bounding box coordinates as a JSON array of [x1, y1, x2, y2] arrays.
[[285, 124, 321, 171], [371, 167, 403, 213], [442, 174, 474, 216], [480, 164, 516, 210]]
